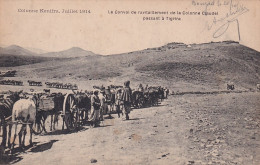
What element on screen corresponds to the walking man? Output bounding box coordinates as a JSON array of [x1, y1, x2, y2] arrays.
[[88, 90, 101, 127], [121, 81, 132, 120], [115, 89, 122, 118], [99, 90, 106, 121]]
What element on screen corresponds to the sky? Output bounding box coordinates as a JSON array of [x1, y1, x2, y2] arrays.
[[0, 0, 259, 55]]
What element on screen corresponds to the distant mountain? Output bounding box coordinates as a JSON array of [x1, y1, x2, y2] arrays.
[[40, 47, 97, 58], [0, 45, 60, 67], [0, 45, 98, 58], [0, 45, 36, 56], [0, 45, 99, 67]]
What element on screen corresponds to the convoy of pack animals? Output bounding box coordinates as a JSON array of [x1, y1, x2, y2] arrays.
[[1, 78, 252, 92], [0, 83, 169, 156], [0, 80, 23, 86], [0, 77, 259, 156], [0, 70, 16, 77], [0, 79, 78, 89]]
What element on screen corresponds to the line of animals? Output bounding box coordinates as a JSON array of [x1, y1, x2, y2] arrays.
[[0, 79, 78, 90], [28, 80, 42, 86], [0, 80, 23, 86], [0, 70, 16, 77], [0, 84, 169, 157], [1, 79, 258, 92], [45, 82, 78, 90]]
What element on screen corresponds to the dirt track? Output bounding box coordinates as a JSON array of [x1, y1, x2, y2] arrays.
[[1, 92, 260, 165]]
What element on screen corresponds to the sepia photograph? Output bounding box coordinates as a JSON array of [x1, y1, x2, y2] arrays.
[[0, 0, 259, 164]]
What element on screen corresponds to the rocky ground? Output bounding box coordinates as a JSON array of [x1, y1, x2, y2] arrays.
[[1, 91, 259, 165]]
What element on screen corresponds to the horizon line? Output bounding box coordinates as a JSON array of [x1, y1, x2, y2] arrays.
[[1, 40, 256, 56]]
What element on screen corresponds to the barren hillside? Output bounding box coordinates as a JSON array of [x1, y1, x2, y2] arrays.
[[1, 41, 259, 91]]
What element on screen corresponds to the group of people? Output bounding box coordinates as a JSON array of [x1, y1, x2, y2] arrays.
[[88, 80, 132, 127]]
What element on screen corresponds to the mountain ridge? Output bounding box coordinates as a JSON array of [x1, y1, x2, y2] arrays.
[[0, 45, 99, 58], [39, 47, 98, 58], [1, 41, 258, 91], [0, 45, 36, 56]]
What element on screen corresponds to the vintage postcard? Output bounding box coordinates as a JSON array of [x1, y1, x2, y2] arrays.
[[0, 0, 259, 164]]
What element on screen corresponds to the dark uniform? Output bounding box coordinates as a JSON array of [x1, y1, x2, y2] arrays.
[[121, 81, 132, 120]]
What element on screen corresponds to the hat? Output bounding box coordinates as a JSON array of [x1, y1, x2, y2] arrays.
[[124, 81, 130, 87]]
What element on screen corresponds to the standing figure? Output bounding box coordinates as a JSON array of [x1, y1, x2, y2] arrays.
[[165, 87, 169, 99], [138, 84, 144, 92], [121, 81, 132, 120], [145, 84, 149, 91], [104, 87, 112, 118], [99, 90, 107, 121], [88, 90, 101, 127], [115, 89, 122, 118]]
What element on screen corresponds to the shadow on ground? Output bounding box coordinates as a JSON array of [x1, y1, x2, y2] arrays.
[[127, 117, 145, 121], [30, 140, 58, 153], [42, 126, 88, 136], [0, 140, 58, 164]]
